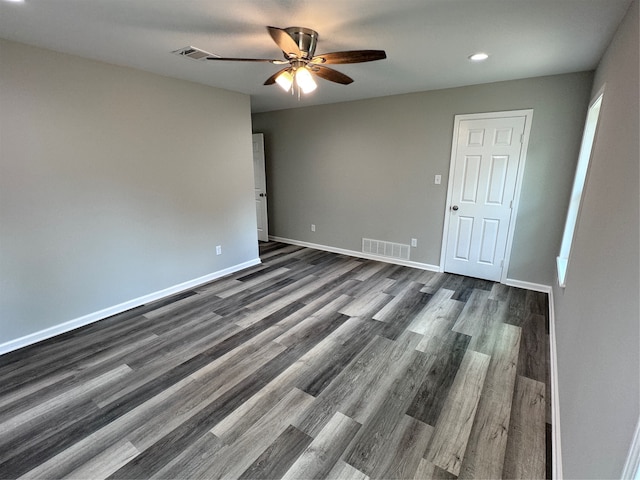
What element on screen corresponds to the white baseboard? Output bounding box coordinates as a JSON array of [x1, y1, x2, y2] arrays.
[[0, 258, 261, 356], [506, 279, 561, 479], [269, 236, 441, 272], [547, 288, 564, 480], [622, 416, 640, 479], [504, 278, 553, 294]]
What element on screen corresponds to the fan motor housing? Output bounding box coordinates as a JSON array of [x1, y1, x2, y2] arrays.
[[284, 27, 318, 59]]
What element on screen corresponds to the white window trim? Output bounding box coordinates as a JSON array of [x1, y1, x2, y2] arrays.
[[556, 87, 604, 287]]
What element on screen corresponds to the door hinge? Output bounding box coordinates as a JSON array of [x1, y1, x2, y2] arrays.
[[520, 134, 525, 144], [510, 200, 513, 209], [500, 259, 504, 268]]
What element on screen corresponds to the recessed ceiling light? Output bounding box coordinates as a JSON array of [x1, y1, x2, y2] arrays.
[[468, 52, 489, 62]]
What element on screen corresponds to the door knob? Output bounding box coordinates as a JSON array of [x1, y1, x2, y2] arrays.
[[451, 205, 459, 211]]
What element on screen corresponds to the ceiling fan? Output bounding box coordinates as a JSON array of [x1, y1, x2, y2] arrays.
[[176, 26, 387, 94]]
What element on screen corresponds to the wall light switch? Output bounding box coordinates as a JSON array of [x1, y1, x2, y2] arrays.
[[435, 175, 442, 185], [411, 238, 418, 247], [311, 224, 316, 232], [216, 245, 222, 255]]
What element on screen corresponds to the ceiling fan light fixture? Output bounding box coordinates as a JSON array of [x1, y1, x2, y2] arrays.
[[275, 69, 294, 92], [182, 26, 386, 96], [295, 66, 317, 94]]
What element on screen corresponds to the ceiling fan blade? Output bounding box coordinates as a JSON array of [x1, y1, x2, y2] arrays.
[[205, 56, 286, 64], [267, 26, 302, 58], [311, 50, 387, 64], [264, 67, 292, 85], [310, 65, 354, 85]]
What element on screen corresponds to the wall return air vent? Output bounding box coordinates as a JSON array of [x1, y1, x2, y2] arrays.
[[362, 238, 410, 261]]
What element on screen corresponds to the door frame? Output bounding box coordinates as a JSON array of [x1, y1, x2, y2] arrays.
[[252, 133, 269, 242], [439, 109, 534, 283]]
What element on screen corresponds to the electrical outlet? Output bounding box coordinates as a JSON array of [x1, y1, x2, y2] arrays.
[[311, 224, 316, 232], [434, 175, 442, 185], [411, 238, 418, 247], [216, 245, 222, 255]]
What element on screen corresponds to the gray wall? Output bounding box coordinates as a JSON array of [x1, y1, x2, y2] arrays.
[[0, 39, 258, 345], [553, 1, 639, 478], [252, 72, 593, 286]]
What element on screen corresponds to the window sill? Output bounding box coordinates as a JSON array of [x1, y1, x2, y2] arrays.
[[556, 256, 568, 288]]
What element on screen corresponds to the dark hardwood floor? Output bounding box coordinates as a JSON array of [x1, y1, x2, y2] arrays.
[[0, 242, 551, 479]]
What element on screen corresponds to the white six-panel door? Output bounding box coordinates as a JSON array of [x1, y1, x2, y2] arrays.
[[252, 133, 269, 242], [443, 112, 531, 282]]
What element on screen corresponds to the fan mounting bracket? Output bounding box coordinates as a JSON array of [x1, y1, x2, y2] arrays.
[[283, 26, 319, 60]]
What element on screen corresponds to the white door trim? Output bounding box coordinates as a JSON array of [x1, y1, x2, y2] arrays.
[[439, 109, 534, 283], [252, 133, 269, 242]]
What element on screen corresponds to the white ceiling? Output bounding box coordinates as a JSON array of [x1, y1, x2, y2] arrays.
[[0, 0, 632, 113]]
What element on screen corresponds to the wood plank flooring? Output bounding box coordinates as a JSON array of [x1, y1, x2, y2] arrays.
[[0, 242, 551, 479]]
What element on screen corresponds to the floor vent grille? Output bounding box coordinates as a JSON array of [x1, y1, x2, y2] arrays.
[[362, 238, 410, 261]]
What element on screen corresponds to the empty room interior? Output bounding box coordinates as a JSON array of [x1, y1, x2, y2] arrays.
[[0, 1, 638, 479]]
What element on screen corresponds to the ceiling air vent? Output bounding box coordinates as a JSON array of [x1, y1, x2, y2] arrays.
[[172, 46, 218, 61]]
